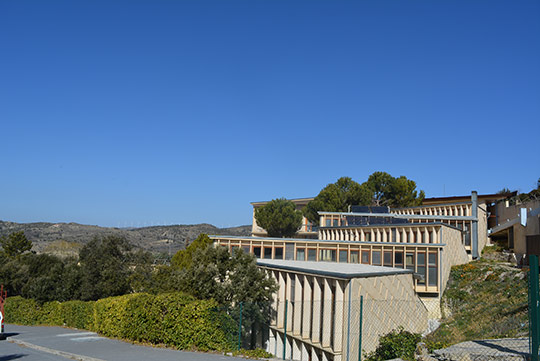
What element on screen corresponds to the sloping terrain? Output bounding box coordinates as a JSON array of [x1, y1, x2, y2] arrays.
[[0, 220, 251, 254], [426, 248, 528, 347]]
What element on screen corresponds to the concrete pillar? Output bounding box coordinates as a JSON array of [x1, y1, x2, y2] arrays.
[[301, 343, 310, 361], [267, 329, 276, 356], [322, 278, 333, 348], [312, 277, 322, 344], [293, 275, 303, 336], [276, 332, 284, 359], [293, 339, 302, 361], [333, 280, 344, 352], [277, 272, 286, 328], [312, 348, 321, 361], [472, 191, 479, 259], [286, 273, 294, 332], [322, 351, 331, 361], [302, 276, 313, 339], [271, 271, 278, 326]]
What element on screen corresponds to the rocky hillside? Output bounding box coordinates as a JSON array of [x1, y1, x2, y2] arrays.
[[425, 246, 528, 347], [0, 220, 251, 255]]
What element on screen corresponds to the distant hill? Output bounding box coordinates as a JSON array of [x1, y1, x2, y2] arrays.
[[0, 220, 251, 255]]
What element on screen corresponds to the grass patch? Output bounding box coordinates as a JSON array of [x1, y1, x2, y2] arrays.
[[425, 257, 528, 347]]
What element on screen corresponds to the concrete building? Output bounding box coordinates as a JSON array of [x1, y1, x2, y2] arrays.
[[251, 198, 318, 239], [258, 259, 428, 360], [211, 191, 513, 360], [489, 198, 540, 261]]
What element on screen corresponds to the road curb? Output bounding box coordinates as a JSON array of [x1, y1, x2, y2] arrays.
[[7, 337, 107, 361]]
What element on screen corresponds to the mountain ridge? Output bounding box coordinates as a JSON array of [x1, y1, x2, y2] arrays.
[[0, 220, 251, 254]]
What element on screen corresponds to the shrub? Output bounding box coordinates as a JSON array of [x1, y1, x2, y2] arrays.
[[364, 327, 421, 361]]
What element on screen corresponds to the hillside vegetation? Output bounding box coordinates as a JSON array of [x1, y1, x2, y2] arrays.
[[0, 220, 250, 254], [426, 247, 528, 346]]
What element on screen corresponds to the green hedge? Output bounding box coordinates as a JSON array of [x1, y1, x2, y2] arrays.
[[5, 293, 235, 352]]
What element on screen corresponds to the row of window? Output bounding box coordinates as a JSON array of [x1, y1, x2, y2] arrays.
[[225, 242, 439, 288]]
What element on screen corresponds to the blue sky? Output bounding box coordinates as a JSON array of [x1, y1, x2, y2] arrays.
[[1, 1, 539, 228]]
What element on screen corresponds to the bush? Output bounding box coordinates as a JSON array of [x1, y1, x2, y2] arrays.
[[5, 293, 236, 352], [364, 327, 421, 361]]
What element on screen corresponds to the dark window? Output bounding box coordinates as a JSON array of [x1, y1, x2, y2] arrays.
[[242, 245, 250, 254], [417, 252, 426, 285], [274, 247, 284, 259], [264, 247, 272, 259], [339, 250, 348, 263], [394, 251, 403, 265], [253, 247, 261, 258], [296, 248, 306, 261], [307, 249, 317, 261]]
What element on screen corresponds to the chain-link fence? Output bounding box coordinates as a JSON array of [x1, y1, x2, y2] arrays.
[[229, 292, 531, 360]]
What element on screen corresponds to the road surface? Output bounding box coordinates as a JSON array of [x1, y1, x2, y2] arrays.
[[1, 324, 257, 361]]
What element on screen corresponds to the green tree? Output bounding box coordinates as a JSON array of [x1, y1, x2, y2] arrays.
[[254, 198, 303, 238], [362, 172, 424, 208], [0, 231, 32, 258], [78, 235, 132, 301], [303, 177, 371, 225], [171, 233, 214, 269]]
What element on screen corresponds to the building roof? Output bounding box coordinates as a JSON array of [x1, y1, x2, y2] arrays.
[[421, 192, 516, 205], [257, 259, 413, 280]]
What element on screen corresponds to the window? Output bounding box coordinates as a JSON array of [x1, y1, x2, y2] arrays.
[[394, 251, 404, 266], [326, 219, 331, 227], [285, 243, 295, 260], [428, 252, 438, 287], [307, 248, 317, 261], [263, 247, 272, 259], [350, 250, 360, 263], [417, 252, 426, 285], [319, 249, 336, 262], [274, 247, 284, 259], [231, 245, 240, 254], [296, 248, 306, 261], [383, 251, 393, 266], [253, 246, 261, 258], [242, 245, 250, 254], [361, 250, 370, 264], [405, 252, 414, 271], [372, 250, 381, 265], [339, 250, 348, 263]]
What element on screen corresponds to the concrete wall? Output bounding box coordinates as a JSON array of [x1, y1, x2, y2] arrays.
[[265, 269, 427, 361], [440, 226, 469, 293], [350, 273, 428, 354]]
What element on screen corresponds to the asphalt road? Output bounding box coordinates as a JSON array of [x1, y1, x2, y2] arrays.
[[1, 324, 255, 361]]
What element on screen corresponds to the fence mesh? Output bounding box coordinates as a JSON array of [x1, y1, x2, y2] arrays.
[[230, 293, 530, 361]]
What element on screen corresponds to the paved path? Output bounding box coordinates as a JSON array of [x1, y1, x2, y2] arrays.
[[2, 324, 253, 361]]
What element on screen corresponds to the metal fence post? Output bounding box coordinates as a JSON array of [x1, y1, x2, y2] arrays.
[[530, 255, 540, 361], [358, 295, 363, 361], [237, 302, 243, 351], [283, 300, 288, 360]]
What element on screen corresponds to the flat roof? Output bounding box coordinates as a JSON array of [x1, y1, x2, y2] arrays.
[[257, 259, 413, 280], [209, 234, 447, 247]]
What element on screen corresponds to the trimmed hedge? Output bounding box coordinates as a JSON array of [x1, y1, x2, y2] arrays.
[[5, 293, 235, 352]]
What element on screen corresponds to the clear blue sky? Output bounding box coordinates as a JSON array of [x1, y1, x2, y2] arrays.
[[1, 1, 539, 228]]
